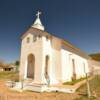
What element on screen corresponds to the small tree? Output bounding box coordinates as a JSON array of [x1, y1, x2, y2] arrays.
[[15, 61, 20, 66], [15, 61, 20, 71]]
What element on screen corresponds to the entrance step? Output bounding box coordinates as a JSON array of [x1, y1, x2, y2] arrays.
[[46, 87, 75, 93], [24, 83, 47, 92], [24, 79, 33, 83], [11, 82, 76, 93]]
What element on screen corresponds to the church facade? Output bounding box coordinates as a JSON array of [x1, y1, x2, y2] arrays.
[[19, 11, 89, 92]]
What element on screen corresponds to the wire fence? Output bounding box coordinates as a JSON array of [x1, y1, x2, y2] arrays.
[[77, 69, 100, 99]]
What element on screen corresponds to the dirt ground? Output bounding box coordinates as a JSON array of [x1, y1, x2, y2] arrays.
[[0, 80, 79, 100]]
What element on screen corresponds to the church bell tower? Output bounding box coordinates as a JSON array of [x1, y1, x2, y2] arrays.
[[32, 11, 45, 31]]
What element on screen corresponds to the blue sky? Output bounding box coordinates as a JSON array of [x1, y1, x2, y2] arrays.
[[0, 0, 100, 63]]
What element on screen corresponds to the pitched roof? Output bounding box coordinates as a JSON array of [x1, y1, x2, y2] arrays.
[[21, 27, 51, 39], [21, 27, 90, 59]]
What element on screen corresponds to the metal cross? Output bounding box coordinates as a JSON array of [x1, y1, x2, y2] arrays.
[[36, 11, 42, 18]]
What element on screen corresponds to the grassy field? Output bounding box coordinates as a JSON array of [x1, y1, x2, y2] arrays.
[[0, 71, 19, 81], [75, 75, 100, 100]]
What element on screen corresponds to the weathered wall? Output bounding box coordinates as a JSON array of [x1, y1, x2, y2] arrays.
[[20, 32, 89, 85], [41, 36, 62, 84], [20, 33, 43, 83], [61, 48, 89, 82]]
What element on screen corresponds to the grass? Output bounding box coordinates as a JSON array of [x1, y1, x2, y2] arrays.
[[0, 71, 19, 82], [63, 77, 86, 85], [75, 75, 100, 100]]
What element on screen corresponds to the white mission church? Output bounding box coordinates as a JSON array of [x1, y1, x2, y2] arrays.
[[19, 11, 90, 92]]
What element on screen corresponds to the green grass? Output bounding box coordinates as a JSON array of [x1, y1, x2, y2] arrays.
[[75, 75, 100, 100], [0, 71, 19, 82], [63, 77, 86, 85]]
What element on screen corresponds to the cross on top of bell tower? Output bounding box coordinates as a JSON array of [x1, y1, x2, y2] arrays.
[[32, 11, 45, 31], [36, 11, 42, 18]]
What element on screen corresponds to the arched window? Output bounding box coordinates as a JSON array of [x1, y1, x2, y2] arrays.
[[45, 55, 49, 79], [72, 59, 76, 80], [46, 36, 49, 41], [27, 37, 30, 43], [33, 35, 37, 42], [38, 35, 42, 39], [83, 62, 86, 73]]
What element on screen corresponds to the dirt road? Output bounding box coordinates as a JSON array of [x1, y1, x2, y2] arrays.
[[0, 81, 79, 100]]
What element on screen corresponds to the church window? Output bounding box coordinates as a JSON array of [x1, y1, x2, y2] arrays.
[[72, 59, 76, 80], [27, 37, 30, 43], [38, 35, 42, 39], [33, 35, 37, 42], [83, 62, 86, 73], [46, 36, 49, 41], [45, 55, 49, 79]]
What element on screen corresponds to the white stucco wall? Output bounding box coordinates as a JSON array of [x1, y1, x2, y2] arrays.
[[51, 37, 62, 84], [20, 32, 89, 86], [42, 36, 89, 84], [61, 48, 89, 82], [41, 36, 53, 84], [20, 33, 44, 83], [41, 36, 61, 84]]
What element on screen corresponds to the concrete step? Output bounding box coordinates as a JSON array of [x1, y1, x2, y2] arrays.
[[46, 87, 75, 93], [23, 83, 47, 92], [11, 81, 76, 93], [23, 79, 33, 83]]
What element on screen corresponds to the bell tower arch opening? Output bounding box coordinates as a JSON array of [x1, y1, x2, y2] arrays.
[[27, 54, 35, 79]]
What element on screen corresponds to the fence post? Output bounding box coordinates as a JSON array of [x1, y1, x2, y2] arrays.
[[86, 73, 91, 98], [84, 65, 91, 98]]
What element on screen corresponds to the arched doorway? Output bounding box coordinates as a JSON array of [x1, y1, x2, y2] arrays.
[[27, 54, 35, 79], [44, 55, 50, 84]]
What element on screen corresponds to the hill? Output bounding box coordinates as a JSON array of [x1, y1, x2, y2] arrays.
[[89, 53, 100, 61]]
